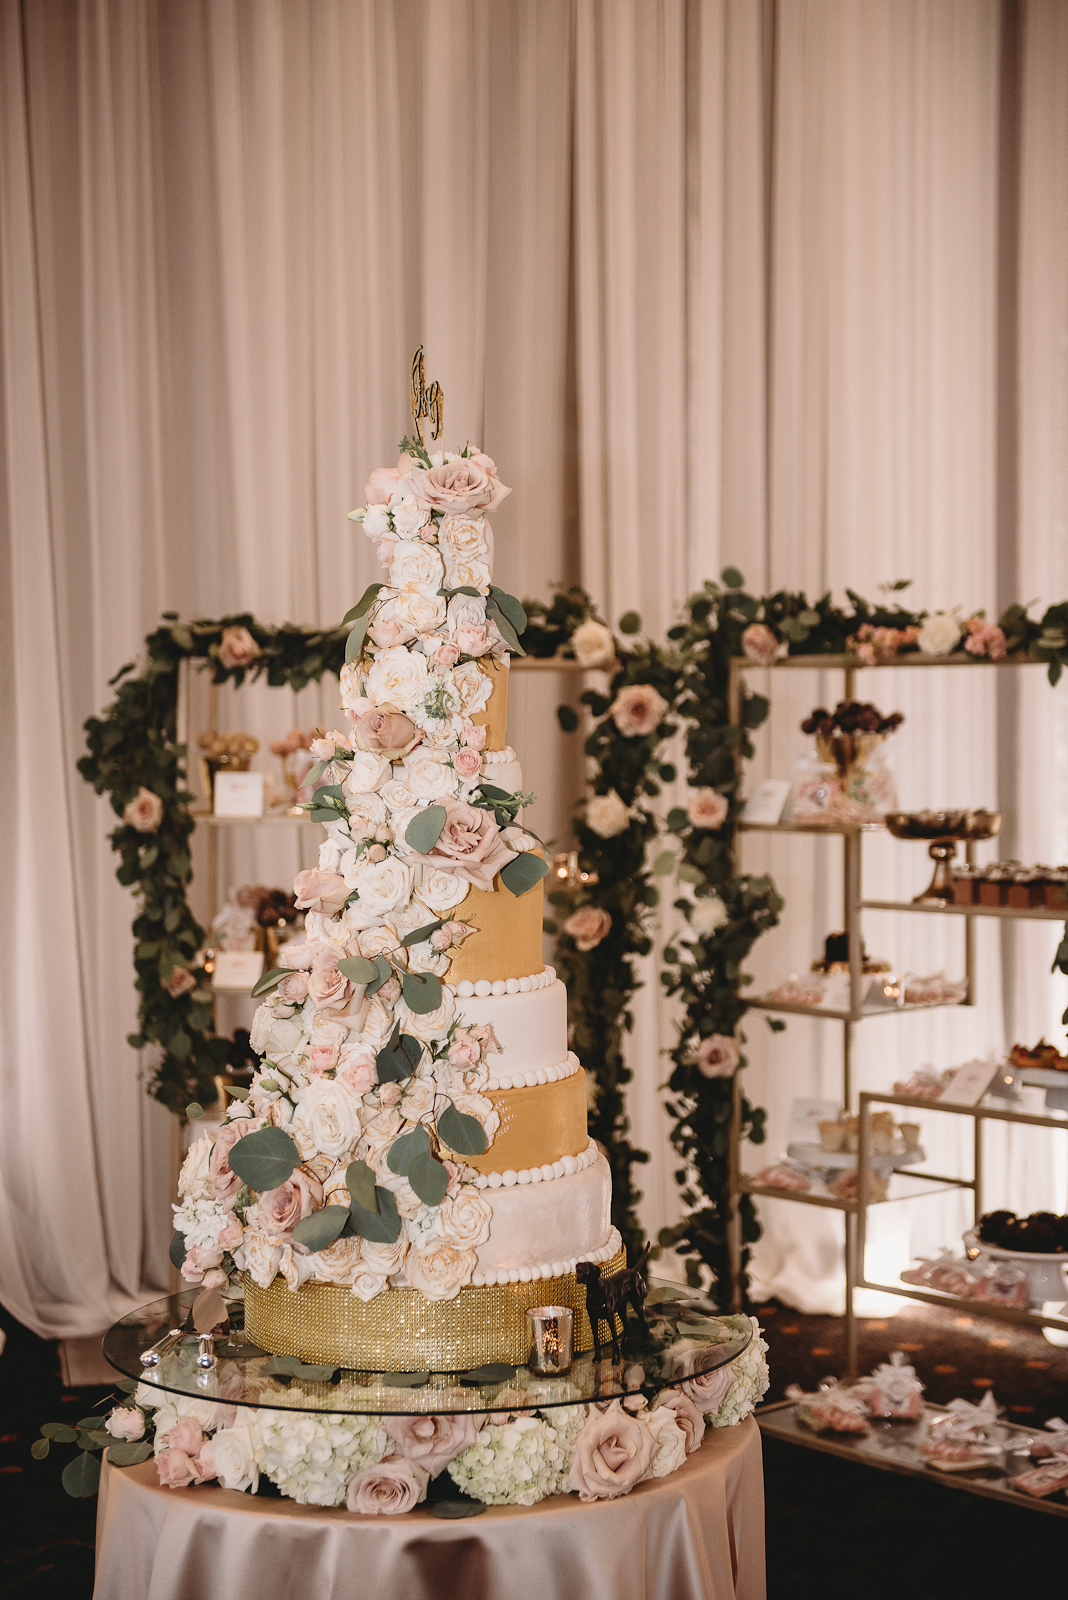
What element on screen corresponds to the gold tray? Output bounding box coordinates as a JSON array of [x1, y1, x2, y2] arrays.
[[244, 1244, 627, 1371]]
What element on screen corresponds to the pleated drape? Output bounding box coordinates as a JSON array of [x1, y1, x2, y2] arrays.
[[1, 0, 1065, 1334]]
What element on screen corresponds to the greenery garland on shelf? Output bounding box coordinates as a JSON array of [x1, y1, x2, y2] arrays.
[[80, 579, 1068, 1304]]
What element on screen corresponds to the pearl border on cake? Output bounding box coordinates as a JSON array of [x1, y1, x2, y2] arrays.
[[469, 1225, 621, 1288], [449, 965, 556, 999], [471, 1132, 598, 1190], [483, 1049, 581, 1092]]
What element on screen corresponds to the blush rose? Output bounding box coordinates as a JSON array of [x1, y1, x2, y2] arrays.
[[424, 797, 517, 891], [610, 684, 668, 738], [217, 626, 262, 670], [686, 788, 729, 830], [123, 787, 164, 833], [741, 623, 779, 664], [563, 905, 612, 952], [567, 1400, 655, 1501], [246, 1168, 323, 1238], [346, 1456, 430, 1514], [383, 1413, 486, 1477], [695, 1034, 740, 1078], [293, 870, 350, 916], [352, 707, 421, 760]]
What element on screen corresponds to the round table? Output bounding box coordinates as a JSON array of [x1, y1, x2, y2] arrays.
[[94, 1417, 764, 1600]]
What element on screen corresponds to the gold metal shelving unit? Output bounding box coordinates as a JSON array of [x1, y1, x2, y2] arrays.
[[727, 651, 1064, 1372]]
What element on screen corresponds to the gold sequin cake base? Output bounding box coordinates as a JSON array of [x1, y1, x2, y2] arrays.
[[244, 1246, 627, 1371]]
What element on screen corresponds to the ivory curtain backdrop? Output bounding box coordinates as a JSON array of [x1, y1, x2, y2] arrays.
[[1, 0, 1065, 1337]]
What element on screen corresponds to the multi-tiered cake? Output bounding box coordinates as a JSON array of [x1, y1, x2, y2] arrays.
[[174, 432, 622, 1370]]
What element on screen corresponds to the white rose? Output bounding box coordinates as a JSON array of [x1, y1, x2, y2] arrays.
[[367, 595, 417, 649], [177, 1134, 214, 1200], [343, 751, 391, 795], [416, 870, 471, 915], [399, 1075, 436, 1121], [351, 1269, 390, 1302], [396, 988, 456, 1043], [438, 511, 489, 563], [344, 791, 389, 838], [404, 752, 459, 801], [406, 941, 448, 976], [151, 1405, 179, 1451], [361, 503, 391, 538], [319, 836, 345, 873], [366, 646, 429, 710], [446, 593, 488, 633], [339, 660, 367, 711], [586, 790, 630, 838], [436, 1187, 492, 1250], [292, 1077, 365, 1159], [359, 1236, 408, 1277], [393, 587, 447, 636], [308, 1234, 364, 1284], [249, 1007, 306, 1068], [243, 1230, 283, 1289], [380, 777, 417, 811], [360, 997, 397, 1052], [308, 1013, 351, 1053], [917, 610, 962, 655], [390, 540, 444, 591], [351, 856, 414, 920], [357, 924, 401, 960], [448, 661, 492, 717], [642, 1407, 688, 1478], [391, 498, 431, 538], [444, 557, 491, 592], [690, 896, 728, 936], [404, 1241, 477, 1300], [207, 1423, 260, 1492], [570, 619, 616, 669]]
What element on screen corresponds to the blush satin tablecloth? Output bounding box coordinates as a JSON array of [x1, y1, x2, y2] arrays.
[[93, 1416, 765, 1600]]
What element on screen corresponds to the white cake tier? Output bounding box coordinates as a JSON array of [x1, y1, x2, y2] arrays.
[[480, 746, 523, 795], [450, 978, 569, 1079], [472, 1151, 613, 1282]]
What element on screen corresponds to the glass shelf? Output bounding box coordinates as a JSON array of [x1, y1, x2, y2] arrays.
[[734, 652, 1043, 672], [739, 820, 882, 836], [189, 811, 321, 828], [103, 1282, 752, 1418], [748, 997, 967, 1023], [739, 1169, 974, 1214], [863, 897, 1067, 922]]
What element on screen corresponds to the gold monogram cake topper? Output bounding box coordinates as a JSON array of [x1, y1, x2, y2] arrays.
[[409, 345, 444, 448]]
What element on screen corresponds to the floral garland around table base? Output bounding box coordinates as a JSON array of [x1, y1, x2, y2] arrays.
[[36, 1318, 769, 1509]]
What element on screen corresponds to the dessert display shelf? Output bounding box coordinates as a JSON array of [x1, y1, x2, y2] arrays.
[[757, 1400, 1068, 1520], [727, 648, 1068, 1375], [785, 1142, 927, 1173], [103, 1283, 753, 1418]]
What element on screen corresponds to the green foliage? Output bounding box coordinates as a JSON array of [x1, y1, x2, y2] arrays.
[[226, 1126, 300, 1192], [500, 851, 550, 897]]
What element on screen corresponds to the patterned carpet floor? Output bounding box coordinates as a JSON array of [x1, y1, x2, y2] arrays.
[[3, 1295, 1066, 1598]]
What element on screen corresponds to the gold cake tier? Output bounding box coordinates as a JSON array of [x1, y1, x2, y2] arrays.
[[470, 660, 508, 751], [461, 1070, 588, 1175], [244, 1243, 627, 1370], [447, 870, 544, 983]]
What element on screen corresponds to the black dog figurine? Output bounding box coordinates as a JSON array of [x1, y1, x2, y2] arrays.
[[576, 1245, 650, 1364]]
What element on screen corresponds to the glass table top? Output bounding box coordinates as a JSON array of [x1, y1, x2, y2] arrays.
[[103, 1281, 753, 1417]]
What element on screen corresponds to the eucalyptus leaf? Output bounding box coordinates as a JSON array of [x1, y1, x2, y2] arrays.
[[62, 1450, 102, 1498], [400, 919, 443, 948], [52, 1428, 79, 1445], [677, 863, 705, 886], [381, 1371, 429, 1388], [404, 804, 447, 854], [77, 1416, 108, 1431], [500, 852, 549, 898], [345, 1160, 379, 1214], [458, 1363, 517, 1385], [31, 1438, 50, 1460], [290, 1206, 349, 1254], [407, 1150, 449, 1206], [364, 954, 394, 998], [652, 851, 676, 876], [401, 970, 442, 1014], [250, 966, 290, 999], [185, 1102, 204, 1121], [348, 1185, 402, 1244], [41, 1422, 69, 1439], [341, 582, 384, 624], [345, 613, 370, 662], [338, 955, 378, 985], [106, 1440, 153, 1467], [227, 1126, 300, 1193], [262, 1355, 339, 1381], [489, 585, 528, 636], [438, 1101, 488, 1157], [168, 1230, 187, 1271], [387, 1123, 430, 1176], [477, 784, 512, 802], [485, 597, 525, 656]]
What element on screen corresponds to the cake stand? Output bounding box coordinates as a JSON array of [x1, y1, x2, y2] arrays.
[[102, 1279, 753, 1419]]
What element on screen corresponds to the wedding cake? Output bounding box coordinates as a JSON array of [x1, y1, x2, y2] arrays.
[[173, 417, 622, 1370]]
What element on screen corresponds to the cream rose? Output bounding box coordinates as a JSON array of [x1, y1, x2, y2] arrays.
[[307, 1233, 364, 1284], [642, 1407, 687, 1478], [390, 498, 431, 538], [308, 944, 359, 1012], [741, 623, 779, 664], [398, 1075, 437, 1121], [586, 790, 630, 838], [242, 1229, 283, 1289], [404, 752, 459, 802], [610, 683, 668, 738], [436, 1187, 492, 1250], [566, 1400, 655, 1501], [347, 1455, 429, 1513], [359, 1236, 409, 1278], [366, 645, 429, 710], [178, 1135, 213, 1200], [390, 539, 444, 591], [293, 870, 350, 916], [383, 1412, 486, 1476], [404, 1241, 476, 1300], [353, 707, 420, 760], [367, 596, 417, 651], [343, 751, 392, 798], [447, 661, 493, 717], [687, 788, 729, 830], [352, 857, 414, 919], [563, 905, 612, 952], [695, 1034, 739, 1078], [393, 587, 447, 636], [197, 1423, 259, 1493], [105, 1406, 146, 1441], [653, 1389, 706, 1454], [292, 1077, 365, 1160], [123, 787, 164, 833], [397, 988, 456, 1044], [444, 557, 491, 592], [350, 1268, 390, 1302], [571, 619, 616, 669], [422, 796, 516, 891], [438, 511, 489, 563], [217, 626, 262, 670], [416, 869, 471, 915]]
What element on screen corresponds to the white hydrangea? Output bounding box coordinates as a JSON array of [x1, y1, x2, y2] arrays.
[[447, 1405, 588, 1506], [172, 1196, 231, 1253], [253, 1399, 387, 1506], [706, 1317, 770, 1428]]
